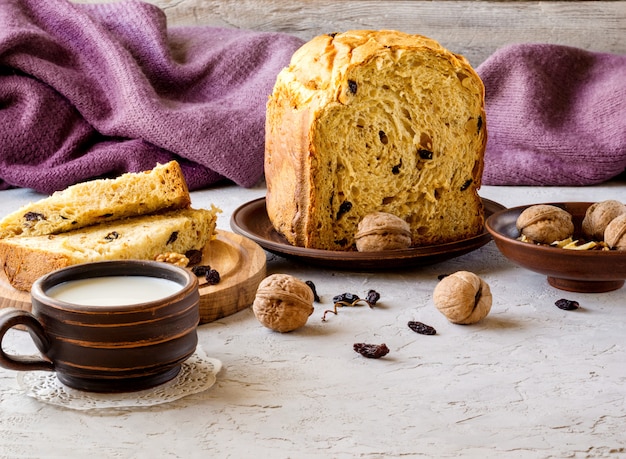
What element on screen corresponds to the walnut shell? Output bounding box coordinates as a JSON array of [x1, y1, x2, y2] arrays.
[[252, 274, 314, 332], [582, 200, 626, 240], [355, 212, 412, 252], [604, 213, 626, 250], [433, 271, 492, 324], [516, 204, 574, 244]]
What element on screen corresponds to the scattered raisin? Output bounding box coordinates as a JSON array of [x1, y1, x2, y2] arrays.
[[24, 212, 45, 222], [353, 343, 389, 359], [333, 292, 360, 305], [437, 273, 449, 280], [408, 321, 437, 335], [555, 298, 580, 311], [205, 269, 220, 285], [185, 249, 203, 266], [379, 130, 389, 145], [305, 280, 320, 302], [336, 200, 352, 220], [392, 159, 402, 175], [166, 231, 178, 245], [191, 265, 211, 277], [365, 289, 380, 306], [104, 231, 119, 241], [460, 179, 473, 191], [347, 80, 358, 95], [418, 149, 433, 160]]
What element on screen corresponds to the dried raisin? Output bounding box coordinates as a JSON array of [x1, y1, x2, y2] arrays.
[[333, 292, 360, 305], [185, 249, 203, 266], [24, 212, 45, 222], [379, 130, 389, 145], [555, 298, 579, 310], [354, 343, 389, 359], [166, 231, 178, 245], [191, 265, 211, 277], [205, 269, 220, 285], [408, 321, 437, 335], [347, 80, 358, 95], [418, 149, 433, 160], [365, 289, 380, 306], [305, 280, 320, 302], [460, 179, 473, 191], [336, 201, 352, 220]]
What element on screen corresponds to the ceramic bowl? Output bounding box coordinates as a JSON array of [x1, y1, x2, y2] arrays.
[[0, 260, 200, 392], [486, 202, 626, 293]]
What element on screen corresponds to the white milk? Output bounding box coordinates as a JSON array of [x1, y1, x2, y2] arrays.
[[46, 276, 183, 306]]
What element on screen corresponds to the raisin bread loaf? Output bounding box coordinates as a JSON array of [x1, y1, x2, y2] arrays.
[[0, 207, 218, 291], [265, 30, 486, 250], [0, 161, 190, 239]]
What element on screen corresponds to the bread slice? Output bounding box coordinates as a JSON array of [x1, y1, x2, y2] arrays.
[[0, 161, 191, 239], [0, 207, 218, 291], [265, 30, 486, 250]]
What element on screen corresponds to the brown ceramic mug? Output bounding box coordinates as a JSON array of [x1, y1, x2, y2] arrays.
[[0, 260, 200, 393]]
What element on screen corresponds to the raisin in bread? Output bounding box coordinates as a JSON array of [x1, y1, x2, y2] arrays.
[[0, 161, 191, 239], [265, 30, 486, 250], [0, 207, 218, 291]]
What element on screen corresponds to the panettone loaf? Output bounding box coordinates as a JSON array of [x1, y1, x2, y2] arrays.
[[0, 207, 218, 291], [265, 30, 487, 250], [0, 161, 191, 239]]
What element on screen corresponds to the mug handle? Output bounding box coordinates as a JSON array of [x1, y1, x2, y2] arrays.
[[0, 308, 55, 372]]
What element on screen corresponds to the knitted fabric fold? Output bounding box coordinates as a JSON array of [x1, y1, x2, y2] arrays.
[[0, 0, 304, 193], [477, 43, 626, 186]]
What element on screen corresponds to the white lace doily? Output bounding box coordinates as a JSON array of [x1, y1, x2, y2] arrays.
[[16, 346, 221, 411]]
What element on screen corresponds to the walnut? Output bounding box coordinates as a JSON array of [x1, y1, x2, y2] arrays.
[[604, 213, 626, 250], [516, 204, 574, 244], [582, 200, 626, 240], [155, 252, 189, 267], [433, 271, 492, 324], [252, 274, 314, 332], [354, 212, 412, 252]]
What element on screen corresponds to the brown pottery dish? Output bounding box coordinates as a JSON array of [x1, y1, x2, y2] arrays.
[[486, 202, 626, 293], [231, 197, 506, 269], [0, 260, 200, 393]]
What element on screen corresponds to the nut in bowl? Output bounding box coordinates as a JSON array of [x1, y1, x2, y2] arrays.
[[0, 260, 200, 393], [486, 202, 626, 293]]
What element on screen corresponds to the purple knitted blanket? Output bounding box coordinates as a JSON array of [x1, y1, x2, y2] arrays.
[[1, 1, 624, 193], [0, 0, 304, 193], [477, 43, 626, 186]]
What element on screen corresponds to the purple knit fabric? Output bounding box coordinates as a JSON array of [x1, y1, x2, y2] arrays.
[[477, 43, 626, 186], [0, 0, 304, 193]]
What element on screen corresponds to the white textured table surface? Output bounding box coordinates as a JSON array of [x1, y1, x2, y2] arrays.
[[0, 181, 625, 459]]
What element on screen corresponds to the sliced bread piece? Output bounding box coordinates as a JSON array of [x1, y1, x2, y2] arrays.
[[0, 207, 219, 291], [0, 161, 191, 239]]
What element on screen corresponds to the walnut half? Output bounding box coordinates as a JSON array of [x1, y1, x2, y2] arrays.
[[433, 271, 492, 324]]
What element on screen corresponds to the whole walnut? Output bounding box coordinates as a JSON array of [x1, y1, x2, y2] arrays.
[[516, 204, 574, 244], [604, 213, 626, 250], [355, 212, 412, 252], [433, 271, 492, 324], [582, 200, 626, 241], [252, 274, 314, 332]]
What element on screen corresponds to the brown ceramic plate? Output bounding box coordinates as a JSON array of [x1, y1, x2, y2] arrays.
[[486, 202, 626, 293], [230, 197, 505, 270]]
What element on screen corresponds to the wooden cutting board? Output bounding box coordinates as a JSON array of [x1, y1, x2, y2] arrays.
[[0, 230, 266, 324]]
